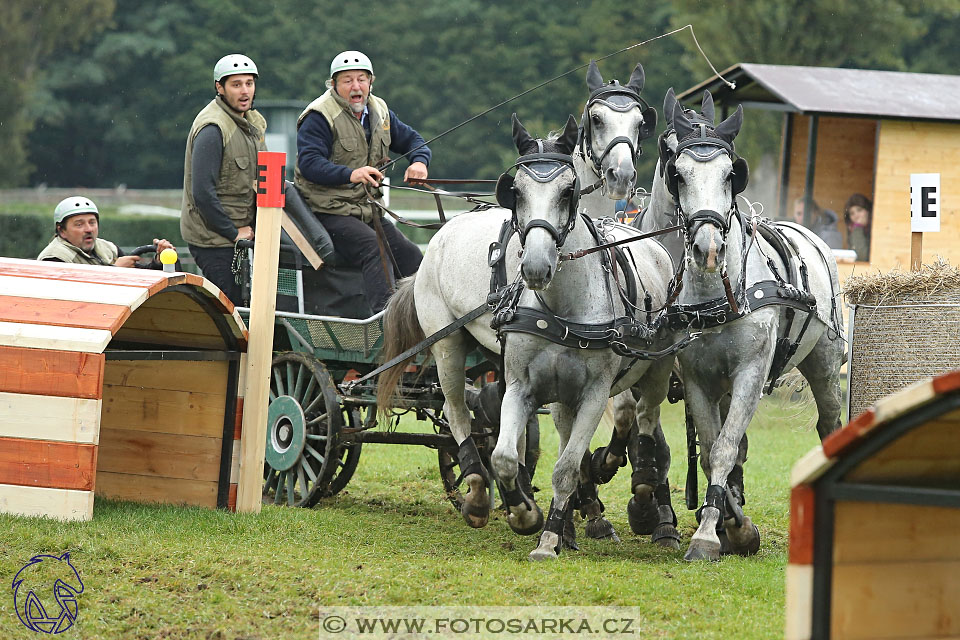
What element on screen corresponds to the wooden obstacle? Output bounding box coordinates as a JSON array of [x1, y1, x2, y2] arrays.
[[786, 370, 960, 639], [0, 257, 249, 521]]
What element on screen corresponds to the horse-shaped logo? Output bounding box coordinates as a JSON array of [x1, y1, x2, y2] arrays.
[[12, 552, 84, 634]]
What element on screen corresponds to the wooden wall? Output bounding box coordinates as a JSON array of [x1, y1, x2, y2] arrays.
[[782, 114, 877, 252], [871, 120, 960, 273], [97, 359, 230, 508]]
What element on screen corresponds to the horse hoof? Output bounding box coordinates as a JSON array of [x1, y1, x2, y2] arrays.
[[507, 505, 544, 536], [585, 517, 621, 542], [460, 473, 489, 528], [651, 523, 681, 550], [589, 447, 622, 484], [684, 538, 721, 562], [529, 531, 560, 561], [724, 517, 761, 557], [627, 490, 658, 535]]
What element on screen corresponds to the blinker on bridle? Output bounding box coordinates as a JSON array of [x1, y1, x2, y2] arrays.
[[495, 147, 580, 248]]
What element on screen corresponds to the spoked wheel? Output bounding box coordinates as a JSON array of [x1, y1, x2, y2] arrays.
[[262, 352, 361, 507]]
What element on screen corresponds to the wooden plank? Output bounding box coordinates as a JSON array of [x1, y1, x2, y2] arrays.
[[0, 392, 101, 444], [111, 326, 227, 349], [831, 560, 960, 639], [281, 211, 324, 270], [100, 383, 226, 437], [94, 471, 218, 508], [785, 564, 813, 640], [236, 203, 282, 513], [845, 416, 960, 483], [0, 321, 112, 353], [0, 256, 177, 295], [229, 438, 241, 483], [104, 359, 228, 394], [96, 428, 222, 481], [0, 347, 104, 399], [121, 304, 221, 338], [834, 500, 960, 564], [0, 275, 148, 308], [0, 437, 97, 490], [0, 296, 130, 333], [0, 483, 93, 521]]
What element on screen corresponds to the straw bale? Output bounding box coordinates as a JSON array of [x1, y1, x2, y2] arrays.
[[844, 257, 960, 305]]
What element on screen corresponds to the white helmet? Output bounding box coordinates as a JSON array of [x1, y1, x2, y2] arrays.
[[330, 50, 373, 78], [54, 196, 99, 225], [214, 54, 258, 83]]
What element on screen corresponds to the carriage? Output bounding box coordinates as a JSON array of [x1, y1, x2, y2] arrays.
[[235, 184, 539, 510]]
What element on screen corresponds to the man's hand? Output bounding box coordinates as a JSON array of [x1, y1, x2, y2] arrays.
[[234, 226, 254, 242], [154, 238, 175, 253], [404, 161, 428, 184], [115, 255, 139, 268], [350, 166, 384, 187]]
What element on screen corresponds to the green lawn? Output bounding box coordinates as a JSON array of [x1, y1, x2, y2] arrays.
[[1, 393, 822, 639]]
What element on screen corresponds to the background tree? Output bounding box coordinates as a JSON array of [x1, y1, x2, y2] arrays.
[[0, 0, 115, 186]]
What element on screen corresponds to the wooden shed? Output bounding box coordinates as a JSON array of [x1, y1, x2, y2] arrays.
[[678, 64, 960, 278], [786, 370, 960, 639], [0, 258, 249, 521]]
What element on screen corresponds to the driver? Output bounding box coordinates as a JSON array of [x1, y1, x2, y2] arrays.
[[295, 50, 430, 312], [37, 195, 175, 269]]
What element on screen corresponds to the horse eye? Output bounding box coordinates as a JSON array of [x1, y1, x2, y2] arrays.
[[591, 114, 602, 125]]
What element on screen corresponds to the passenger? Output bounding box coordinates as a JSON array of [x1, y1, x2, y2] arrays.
[[180, 53, 266, 303], [295, 50, 430, 313], [792, 197, 842, 249], [843, 193, 872, 261], [38, 196, 175, 268]]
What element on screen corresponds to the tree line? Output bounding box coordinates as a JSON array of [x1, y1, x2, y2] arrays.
[[5, 0, 960, 189]]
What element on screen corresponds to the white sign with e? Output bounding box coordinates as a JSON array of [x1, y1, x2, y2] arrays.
[[910, 173, 940, 233]]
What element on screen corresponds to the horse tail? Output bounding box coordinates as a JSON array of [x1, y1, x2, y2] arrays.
[[376, 275, 425, 417]]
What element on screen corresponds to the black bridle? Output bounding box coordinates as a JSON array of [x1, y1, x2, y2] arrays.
[[578, 82, 657, 179], [495, 150, 580, 248]]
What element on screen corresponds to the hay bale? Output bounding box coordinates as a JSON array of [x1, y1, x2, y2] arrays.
[[845, 258, 960, 417]]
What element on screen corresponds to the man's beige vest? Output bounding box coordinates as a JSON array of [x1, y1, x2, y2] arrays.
[[294, 90, 392, 223], [180, 96, 267, 247], [38, 235, 120, 265]]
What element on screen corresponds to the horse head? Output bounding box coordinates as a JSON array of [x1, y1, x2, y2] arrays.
[[580, 60, 656, 200], [665, 92, 748, 273], [497, 113, 579, 290]]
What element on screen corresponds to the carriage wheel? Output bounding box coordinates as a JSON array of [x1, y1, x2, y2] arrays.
[[322, 403, 363, 497], [262, 352, 361, 507]]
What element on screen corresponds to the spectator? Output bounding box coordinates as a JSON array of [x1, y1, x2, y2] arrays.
[[792, 197, 842, 249], [844, 193, 872, 261]]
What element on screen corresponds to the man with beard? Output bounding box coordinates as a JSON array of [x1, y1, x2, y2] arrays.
[[180, 53, 267, 302], [295, 50, 430, 313], [38, 195, 175, 268]]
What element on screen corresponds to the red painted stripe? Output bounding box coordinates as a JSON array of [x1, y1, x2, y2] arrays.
[[0, 347, 104, 399], [227, 483, 238, 511], [0, 437, 97, 491], [932, 370, 960, 395], [788, 484, 816, 565], [822, 408, 876, 458], [233, 398, 244, 440], [0, 296, 131, 333]]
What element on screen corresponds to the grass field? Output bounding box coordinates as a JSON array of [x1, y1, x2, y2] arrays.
[[1, 393, 824, 639]]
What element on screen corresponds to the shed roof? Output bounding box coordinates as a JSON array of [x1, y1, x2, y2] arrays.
[[678, 63, 960, 122]]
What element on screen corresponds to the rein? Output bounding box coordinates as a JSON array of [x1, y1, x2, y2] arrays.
[[560, 223, 683, 262]]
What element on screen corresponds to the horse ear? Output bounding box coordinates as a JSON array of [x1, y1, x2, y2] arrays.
[[673, 103, 694, 141], [512, 113, 537, 154], [701, 90, 715, 124], [626, 63, 645, 95], [714, 105, 743, 145], [663, 88, 677, 127], [558, 114, 578, 154], [586, 60, 603, 92]]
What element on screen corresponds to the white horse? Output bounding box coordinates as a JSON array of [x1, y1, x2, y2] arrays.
[[633, 90, 845, 561], [377, 113, 679, 561]]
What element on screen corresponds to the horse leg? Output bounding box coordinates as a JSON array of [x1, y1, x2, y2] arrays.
[[588, 391, 633, 483], [530, 392, 608, 561], [682, 382, 723, 561], [490, 383, 543, 536], [796, 331, 844, 441], [577, 449, 620, 542], [434, 334, 490, 528], [546, 403, 580, 551]]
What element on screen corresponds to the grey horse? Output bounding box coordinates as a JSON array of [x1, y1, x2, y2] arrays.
[[630, 89, 845, 561], [377, 113, 677, 561]]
